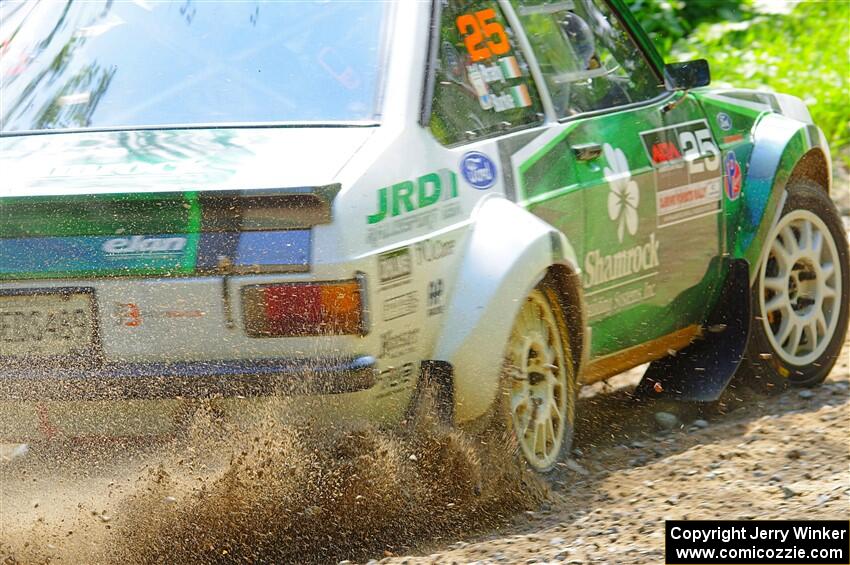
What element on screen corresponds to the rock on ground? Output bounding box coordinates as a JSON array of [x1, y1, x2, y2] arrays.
[[387, 331, 850, 565]]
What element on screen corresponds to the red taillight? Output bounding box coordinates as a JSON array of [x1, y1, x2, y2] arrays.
[[242, 280, 363, 337]]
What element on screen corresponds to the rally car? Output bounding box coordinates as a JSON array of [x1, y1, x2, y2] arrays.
[[1, 0, 847, 475]]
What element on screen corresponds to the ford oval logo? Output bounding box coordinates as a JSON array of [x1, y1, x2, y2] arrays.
[[716, 112, 733, 131], [460, 151, 497, 190]]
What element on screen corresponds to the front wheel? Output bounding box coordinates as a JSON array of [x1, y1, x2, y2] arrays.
[[499, 283, 577, 474], [742, 179, 849, 389]]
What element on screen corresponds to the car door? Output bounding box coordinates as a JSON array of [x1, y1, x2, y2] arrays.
[[508, 0, 724, 363]]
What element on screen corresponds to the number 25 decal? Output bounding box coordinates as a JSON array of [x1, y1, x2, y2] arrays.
[[456, 9, 510, 62], [679, 128, 719, 174]]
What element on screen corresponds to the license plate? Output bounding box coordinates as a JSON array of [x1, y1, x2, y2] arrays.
[[0, 291, 96, 360]]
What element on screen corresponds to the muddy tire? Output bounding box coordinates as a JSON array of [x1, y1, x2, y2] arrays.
[[496, 281, 578, 476], [740, 179, 850, 391]]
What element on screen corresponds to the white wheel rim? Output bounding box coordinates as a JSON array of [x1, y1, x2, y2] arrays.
[[758, 209, 842, 365], [505, 289, 570, 472]]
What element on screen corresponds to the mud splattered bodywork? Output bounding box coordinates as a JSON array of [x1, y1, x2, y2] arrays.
[[0, 0, 835, 439]]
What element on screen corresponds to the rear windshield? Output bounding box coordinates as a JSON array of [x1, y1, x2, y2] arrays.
[[0, 1, 388, 132]]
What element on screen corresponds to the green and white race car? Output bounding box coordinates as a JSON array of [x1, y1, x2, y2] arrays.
[[1, 0, 847, 474]]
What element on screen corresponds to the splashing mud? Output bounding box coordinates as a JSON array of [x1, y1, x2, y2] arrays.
[[1, 401, 544, 564]]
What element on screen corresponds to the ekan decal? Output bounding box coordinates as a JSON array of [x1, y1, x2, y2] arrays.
[[640, 120, 722, 227], [456, 8, 510, 62]]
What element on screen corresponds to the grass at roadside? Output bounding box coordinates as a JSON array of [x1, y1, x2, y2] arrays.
[[672, 1, 849, 155], [631, 0, 850, 172]]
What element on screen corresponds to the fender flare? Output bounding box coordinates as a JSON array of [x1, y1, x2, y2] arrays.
[[433, 196, 582, 423], [731, 113, 831, 285]]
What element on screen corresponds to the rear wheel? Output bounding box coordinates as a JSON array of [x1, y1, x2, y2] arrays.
[[500, 283, 577, 474], [742, 180, 849, 389]]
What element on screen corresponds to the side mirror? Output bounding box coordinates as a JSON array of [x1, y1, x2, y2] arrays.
[[664, 59, 711, 90]]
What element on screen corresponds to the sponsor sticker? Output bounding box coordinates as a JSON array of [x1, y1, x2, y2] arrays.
[[656, 181, 722, 222], [649, 141, 682, 164], [603, 144, 640, 243], [716, 112, 733, 131], [582, 144, 661, 318], [367, 170, 458, 226], [415, 237, 456, 264], [366, 203, 463, 247], [584, 233, 660, 289], [640, 119, 722, 226], [426, 279, 445, 316], [585, 279, 657, 319], [724, 150, 742, 201], [0, 234, 197, 278], [479, 62, 506, 83], [466, 64, 494, 110], [382, 292, 418, 322], [377, 247, 412, 290], [492, 84, 532, 112], [464, 64, 531, 112], [102, 235, 187, 257], [114, 302, 206, 327], [115, 303, 142, 327], [365, 169, 463, 245], [379, 328, 419, 359], [376, 362, 416, 398], [460, 151, 497, 190]]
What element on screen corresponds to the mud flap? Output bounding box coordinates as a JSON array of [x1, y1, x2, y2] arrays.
[[407, 361, 455, 427], [635, 259, 751, 402]]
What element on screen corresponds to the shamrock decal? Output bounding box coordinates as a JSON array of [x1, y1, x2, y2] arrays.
[[603, 143, 639, 243]]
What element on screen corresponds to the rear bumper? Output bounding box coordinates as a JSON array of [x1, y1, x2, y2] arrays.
[[0, 355, 377, 401]]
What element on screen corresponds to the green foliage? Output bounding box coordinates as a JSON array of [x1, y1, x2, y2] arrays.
[[628, 0, 753, 54], [672, 1, 850, 151], [628, 0, 688, 54], [629, 0, 850, 154]]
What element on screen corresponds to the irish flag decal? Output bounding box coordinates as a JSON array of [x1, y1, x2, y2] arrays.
[[499, 56, 522, 79], [509, 84, 532, 108]]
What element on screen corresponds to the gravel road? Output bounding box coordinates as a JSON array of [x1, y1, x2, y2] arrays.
[[2, 237, 848, 565], [386, 337, 850, 565], [4, 330, 845, 565]]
